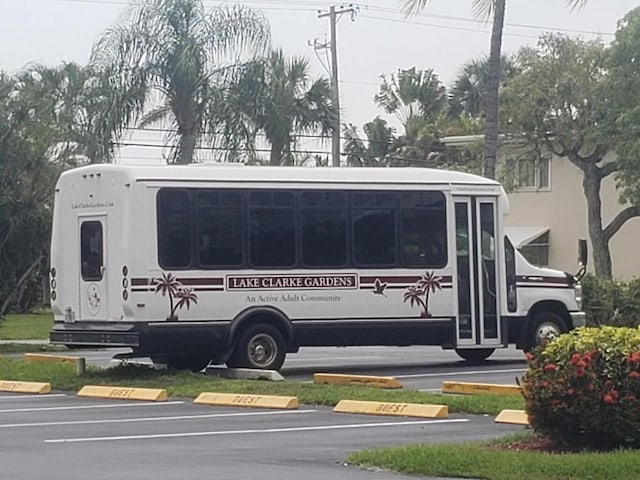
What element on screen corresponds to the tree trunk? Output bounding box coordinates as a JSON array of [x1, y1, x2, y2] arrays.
[[482, 0, 506, 180], [0, 253, 44, 318], [582, 164, 612, 278], [270, 142, 284, 166], [176, 130, 196, 164]]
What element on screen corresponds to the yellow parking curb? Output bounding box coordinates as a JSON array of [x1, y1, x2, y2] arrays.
[[24, 353, 80, 364], [77, 385, 167, 401], [194, 392, 299, 409], [314, 373, 402, 389], [334, 399, 448, 418], [0, 380, 51, 394], [442, 381, 522, 396], [24, 353, 86, 374], [495, 409, 530, 426]]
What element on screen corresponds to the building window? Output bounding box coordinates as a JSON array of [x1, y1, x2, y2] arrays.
[[520, 232, 550, 266], [516, 155, 550, 191]]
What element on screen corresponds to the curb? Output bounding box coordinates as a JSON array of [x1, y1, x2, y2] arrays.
[[206, 367, 284, 381], [194, 392, 299, 409], [334, 399, 448, 418], [442, 381, 522, 396], [314, 373, 402, 389], [495, 409, 530, 426], [77, 385, 168, 401], [0, 380, 51, 394], [24, 353, 86, 375]]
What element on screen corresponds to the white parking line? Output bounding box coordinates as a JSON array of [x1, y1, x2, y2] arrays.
[[45, 418, 469, 443], [0, 394, 67, 400], [0, 401, 184, 413], [0, 409, 316, 428], [396, 367, 526, 379]]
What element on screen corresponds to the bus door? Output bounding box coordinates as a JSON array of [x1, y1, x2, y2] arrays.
[[454, 197, 501, 347], [78, 216, 107, 320]]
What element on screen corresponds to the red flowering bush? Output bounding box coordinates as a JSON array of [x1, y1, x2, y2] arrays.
[[522, 326, 640, 449]]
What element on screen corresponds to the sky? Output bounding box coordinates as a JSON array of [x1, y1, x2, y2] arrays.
[[1, 0, 637, 162]]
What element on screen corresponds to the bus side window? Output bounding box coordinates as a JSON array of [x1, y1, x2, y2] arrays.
[[157, 189, 192, 269], [400, 192, 447, 268]]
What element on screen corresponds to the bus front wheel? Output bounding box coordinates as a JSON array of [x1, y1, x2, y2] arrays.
[[227, 323, 286, 371], [455, 348, 495, 363], [526, 312, 567, 351]]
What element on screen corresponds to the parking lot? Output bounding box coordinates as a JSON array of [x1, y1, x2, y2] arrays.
[[0, 389, 522, 479]]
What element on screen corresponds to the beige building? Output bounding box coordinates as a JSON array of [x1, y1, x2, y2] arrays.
[[444, 136, 640, 279]]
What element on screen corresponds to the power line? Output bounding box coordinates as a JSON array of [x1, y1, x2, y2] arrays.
[[39, 0, 616, 38]]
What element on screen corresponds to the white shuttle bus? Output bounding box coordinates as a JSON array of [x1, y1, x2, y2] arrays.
[[49, 164, 586, 371]]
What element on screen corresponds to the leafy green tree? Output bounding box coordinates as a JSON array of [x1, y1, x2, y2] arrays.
[[91, 0, 270, 164], [235, 49, 336, 166], [401, 0, 589, 179], [0, 69, 68, 316], [606, 8, 640, 209], [502, 33, 638, 279]]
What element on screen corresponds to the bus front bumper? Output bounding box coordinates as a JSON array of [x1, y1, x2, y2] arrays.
[[570, 311, 587, 328]]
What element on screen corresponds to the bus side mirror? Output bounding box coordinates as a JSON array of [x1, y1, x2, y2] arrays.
[[578, 239, 588, 267], [576, 239, 588, 281]]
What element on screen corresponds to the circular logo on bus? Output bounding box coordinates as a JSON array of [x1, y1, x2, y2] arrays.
[[87, 284, 101, 316]]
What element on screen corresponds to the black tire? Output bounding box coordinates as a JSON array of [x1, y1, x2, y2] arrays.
[[154, 355, 211, 372], [526, 311, 567, 351], [455, 348, 495, 363], [227, 323, 286, 370]]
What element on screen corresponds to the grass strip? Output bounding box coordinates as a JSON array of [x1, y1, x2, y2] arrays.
[[347, 433, 640, 480], [0, 344, 68, 354], [0, 359, 524, 414], [0, 313, 53, 340]]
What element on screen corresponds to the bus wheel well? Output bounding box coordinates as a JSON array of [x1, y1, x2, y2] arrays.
[[230, 307, 295, 350]]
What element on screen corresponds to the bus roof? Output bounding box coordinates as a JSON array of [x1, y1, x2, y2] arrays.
[[61, 163, 502, 190]]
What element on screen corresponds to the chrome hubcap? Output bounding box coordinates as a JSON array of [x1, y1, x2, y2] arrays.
[[248, 334, 276, 366], [535, 322, 561, 345]]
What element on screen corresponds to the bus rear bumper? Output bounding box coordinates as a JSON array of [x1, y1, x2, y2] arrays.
[[50, 322, 140, 347]]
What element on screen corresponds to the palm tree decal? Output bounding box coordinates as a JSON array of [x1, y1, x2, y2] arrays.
[[403, 271, 442, 318], [173, 288, 198, 317], [154, 273, 198, 320]]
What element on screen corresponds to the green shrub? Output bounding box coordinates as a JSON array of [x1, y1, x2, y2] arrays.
[[522, 326, 640, 450], [582, 274, 640, 327]]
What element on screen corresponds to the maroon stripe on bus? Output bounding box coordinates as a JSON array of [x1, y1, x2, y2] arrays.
[[360, 275, 452, 285]]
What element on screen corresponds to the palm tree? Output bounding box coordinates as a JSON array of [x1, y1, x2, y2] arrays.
[[401, 0, 505, 179], [449, 55, 518, 119], [343, 117, 396, 167], [236, 49, 336, 166], [91, 0, 270, 164], [374, 67, 448, 129]]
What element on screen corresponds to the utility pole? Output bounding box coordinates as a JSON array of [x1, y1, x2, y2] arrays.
[[318, 5, 357, 167]]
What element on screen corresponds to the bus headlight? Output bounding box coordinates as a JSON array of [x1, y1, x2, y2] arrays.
[[574, 283, 583, 310]]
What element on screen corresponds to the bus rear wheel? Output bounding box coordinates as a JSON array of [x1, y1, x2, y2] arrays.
[[455, 348, 495, 363], [227, 323, 286, 371]]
